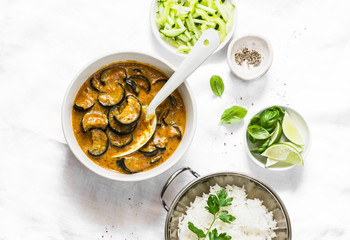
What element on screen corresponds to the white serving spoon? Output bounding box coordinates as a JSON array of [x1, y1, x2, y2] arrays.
[[113, 29, 220, 158]]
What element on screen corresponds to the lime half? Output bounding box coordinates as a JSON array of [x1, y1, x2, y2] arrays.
[[282, 112, 304, 145], [262, 143, 303, 165], [269, 121, 282, 146]]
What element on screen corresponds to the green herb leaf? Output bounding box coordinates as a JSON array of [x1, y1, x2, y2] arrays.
[[220, 106, 247, 124], [209, 228, 232, 240], [249, 113, 260, 126], [259, 110, 279, 133], [205, 194, 220, 215], [219, 210, 236, 223], [251, 139, 270, 153], [188, 222, 206, 238], [247, 125, 271, 140], [210, 75, 225, 97], [216, 189, 233, 207], [259, 106, 285, 133]]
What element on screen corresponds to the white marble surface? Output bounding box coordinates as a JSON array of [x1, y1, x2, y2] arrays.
[[1, 0, 350, 239]]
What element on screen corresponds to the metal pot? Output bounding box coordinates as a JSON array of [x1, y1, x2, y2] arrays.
[[161, 167, 292, 240]]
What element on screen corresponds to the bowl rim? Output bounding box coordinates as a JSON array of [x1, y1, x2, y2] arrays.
[[61, 50, 197, 181], [149, 0, 238, 57], [164, 170, 292, 240], [243, 105, 311, 171], [227, 34, 273, 81]]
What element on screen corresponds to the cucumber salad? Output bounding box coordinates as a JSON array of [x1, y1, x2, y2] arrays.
[[155, 0, 235, 53]]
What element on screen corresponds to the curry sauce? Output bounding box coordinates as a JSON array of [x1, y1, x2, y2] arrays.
[[72, 61, 186, 174]]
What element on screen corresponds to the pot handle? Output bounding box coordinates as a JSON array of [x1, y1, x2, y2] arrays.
[[160, 167, 200, 212]]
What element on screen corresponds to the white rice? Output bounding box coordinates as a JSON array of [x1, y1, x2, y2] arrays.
[[178, 184, 277, 240]]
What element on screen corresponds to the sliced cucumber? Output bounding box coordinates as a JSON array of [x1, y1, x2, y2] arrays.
[[160, 28, 186, 37]]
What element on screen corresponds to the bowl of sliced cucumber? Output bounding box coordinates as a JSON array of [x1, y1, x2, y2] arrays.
[[150, 0, 237, 56], [244, 105, 310, 171]]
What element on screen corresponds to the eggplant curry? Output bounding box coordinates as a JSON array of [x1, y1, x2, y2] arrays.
[[72, 61, 186, 174]]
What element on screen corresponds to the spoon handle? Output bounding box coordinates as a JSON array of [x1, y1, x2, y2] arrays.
[[147, 29, 220, 114]]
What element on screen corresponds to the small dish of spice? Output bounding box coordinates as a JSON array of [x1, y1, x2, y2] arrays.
[[227, 35, 273, 80]]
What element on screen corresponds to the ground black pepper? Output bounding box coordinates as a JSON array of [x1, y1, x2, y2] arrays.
[[235, 48, 262, 67]]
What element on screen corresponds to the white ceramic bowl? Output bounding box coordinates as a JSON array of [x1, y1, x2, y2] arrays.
[[149, 0, 237, 56], [244, 106, 310, 171], [61, 51, 197, 181], [227, 35, 273, 80]]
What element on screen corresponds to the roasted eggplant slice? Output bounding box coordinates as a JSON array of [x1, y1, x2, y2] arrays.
[[153, 125, 168, 150], [108, 108, 137, 134], [88, 129, 109, 157], [107, 130, 133, 148], [117, 157, 149, 174], [97, 82, 125, 107], [132, 68, 142, 73], [125, 75, 151, 95], [111, 95, 142, 126], [169, 125, 182, 139], [150, 155, 162, 164], [74, 99, 95, 112], [81, 111, 108, 132], [139, 142, 158, 157], [90, 76, 104, 92], [100, 66, 126, 84], [153, 78, 167, 85], [74, 88, 96, 111]]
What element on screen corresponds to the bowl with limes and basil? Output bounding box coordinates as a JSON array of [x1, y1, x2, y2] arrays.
[[244, 106, 310, 170], [150, 0, 237, 56]]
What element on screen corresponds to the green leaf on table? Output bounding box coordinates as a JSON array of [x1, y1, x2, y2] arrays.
[[188, 222, 206, 238], [219, 210, 236, 223], [220, 106, 247, 124], [205, 194, 220, 215], [247, 125, 271, 140], [209, 228, 232, 240], [210, 75, 225, 97]]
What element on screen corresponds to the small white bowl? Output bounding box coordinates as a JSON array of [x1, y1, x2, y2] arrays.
[[227, 35, 273, 80], [149, 0, 237, 56], [244, 106, 310, 171], [61, 51, 197, 181]]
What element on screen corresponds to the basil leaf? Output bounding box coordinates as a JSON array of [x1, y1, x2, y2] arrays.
[[219, 210, 236, 223], [188, 222, 206, 238], [249, 113, 260, 126], [210, 75, 225, 97], [259, 109, 279, 133], [251, 139, 270, 153], [247, 125, 270, 140], [220, 106, 247, 124]]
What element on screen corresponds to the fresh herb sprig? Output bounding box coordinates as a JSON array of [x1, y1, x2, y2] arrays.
[[188, 189, 236, 240]]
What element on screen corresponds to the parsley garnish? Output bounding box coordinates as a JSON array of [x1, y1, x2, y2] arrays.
[[187, 188, 236, 239]]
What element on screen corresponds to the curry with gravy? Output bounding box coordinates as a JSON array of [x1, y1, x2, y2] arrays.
[[72, 61, 186, 174]]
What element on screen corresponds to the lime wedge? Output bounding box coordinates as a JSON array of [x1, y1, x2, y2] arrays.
[[266, 158, 295, 168], [262, 143, 303, 165], [265, 158, 279, 167], [269, 121, 282, 146], [282, 112, 304, 145], [281, 142, 303, 153]]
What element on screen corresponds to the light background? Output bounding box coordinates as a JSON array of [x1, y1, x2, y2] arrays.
[[0, 0, 349, 239]]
